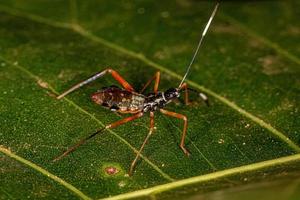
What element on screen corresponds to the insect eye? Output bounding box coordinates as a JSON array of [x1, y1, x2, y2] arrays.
[[164, 88, 178, 100]]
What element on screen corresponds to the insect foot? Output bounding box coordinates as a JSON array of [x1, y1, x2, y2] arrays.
[[181, 146, 191, 157]]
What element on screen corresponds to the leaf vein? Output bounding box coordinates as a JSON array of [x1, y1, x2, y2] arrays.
[[0, 146, 92, 200], [99, 153, 300, 200]]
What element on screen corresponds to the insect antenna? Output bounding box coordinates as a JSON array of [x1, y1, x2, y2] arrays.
[[53, 127, 106, 162], [178, 2, 219, 88]]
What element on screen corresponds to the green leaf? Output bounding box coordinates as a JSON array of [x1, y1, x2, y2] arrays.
[[0, 1, 299, 199]]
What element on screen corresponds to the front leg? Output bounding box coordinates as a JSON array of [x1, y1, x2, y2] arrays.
[[178, 82, 190, 105], [179, 82, 209, 106], [160, 109, 190, 156]]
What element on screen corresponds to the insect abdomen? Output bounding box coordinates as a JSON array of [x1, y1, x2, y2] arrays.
[[91, 86, 145, 113]]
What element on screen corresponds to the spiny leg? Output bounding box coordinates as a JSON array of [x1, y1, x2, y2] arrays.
[[57, 68, 135, 99], [160, 109, 190, 156], [179, 82, 209, 106], [53, 112, 144, 162], [139, 71, 160, 94], [129, 112, 155, 176]]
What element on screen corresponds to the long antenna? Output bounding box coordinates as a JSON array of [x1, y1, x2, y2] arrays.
[[178, 2, 219, 88]]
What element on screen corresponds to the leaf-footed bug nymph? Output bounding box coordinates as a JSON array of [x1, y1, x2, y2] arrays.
[[53, 3, 219, 176]]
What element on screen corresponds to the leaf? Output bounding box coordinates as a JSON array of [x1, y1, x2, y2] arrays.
[[0, 1, 299, 199], [186, 175, 300, 200]]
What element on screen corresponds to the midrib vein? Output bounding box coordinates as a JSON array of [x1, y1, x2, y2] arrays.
[[100, 153, 300, 200], [0, 57, 174, 182]]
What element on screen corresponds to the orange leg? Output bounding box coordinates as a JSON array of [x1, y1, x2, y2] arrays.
[[53, 112, 144, 162], [160, 109, 190, 156], [129, 112, 155, 176], [106, 112, 143, 129], [179, 82, 209, 106], [57, 68, 134, 99], [179, 82, 189, 105], [139, 71, 160, 94]]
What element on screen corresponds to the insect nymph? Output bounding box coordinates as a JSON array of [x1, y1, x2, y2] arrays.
[[53, 3, 219, 176]]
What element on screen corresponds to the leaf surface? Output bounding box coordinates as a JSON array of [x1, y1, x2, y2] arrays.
[[0, 1, 299, 199]]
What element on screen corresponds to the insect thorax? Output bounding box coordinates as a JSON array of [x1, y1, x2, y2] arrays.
[[143, 88, 180, 112]]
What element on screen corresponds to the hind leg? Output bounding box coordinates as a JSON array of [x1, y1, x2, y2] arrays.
[[53, 112, 144, 162], [57, 68, 134, 99], [179, 82, 209, 106]]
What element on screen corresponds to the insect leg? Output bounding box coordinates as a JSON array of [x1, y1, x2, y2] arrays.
[[53, 127, 106, 162], [53, 112, 143, 162], [178, 82, 189, 105], [129, 112, 155, 176], [179, 83, 209, 106], [57, 68, 134, 99], [139, 71, 160, 94], [160, 109, 190, 156], [106, 112, 143, 129]]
